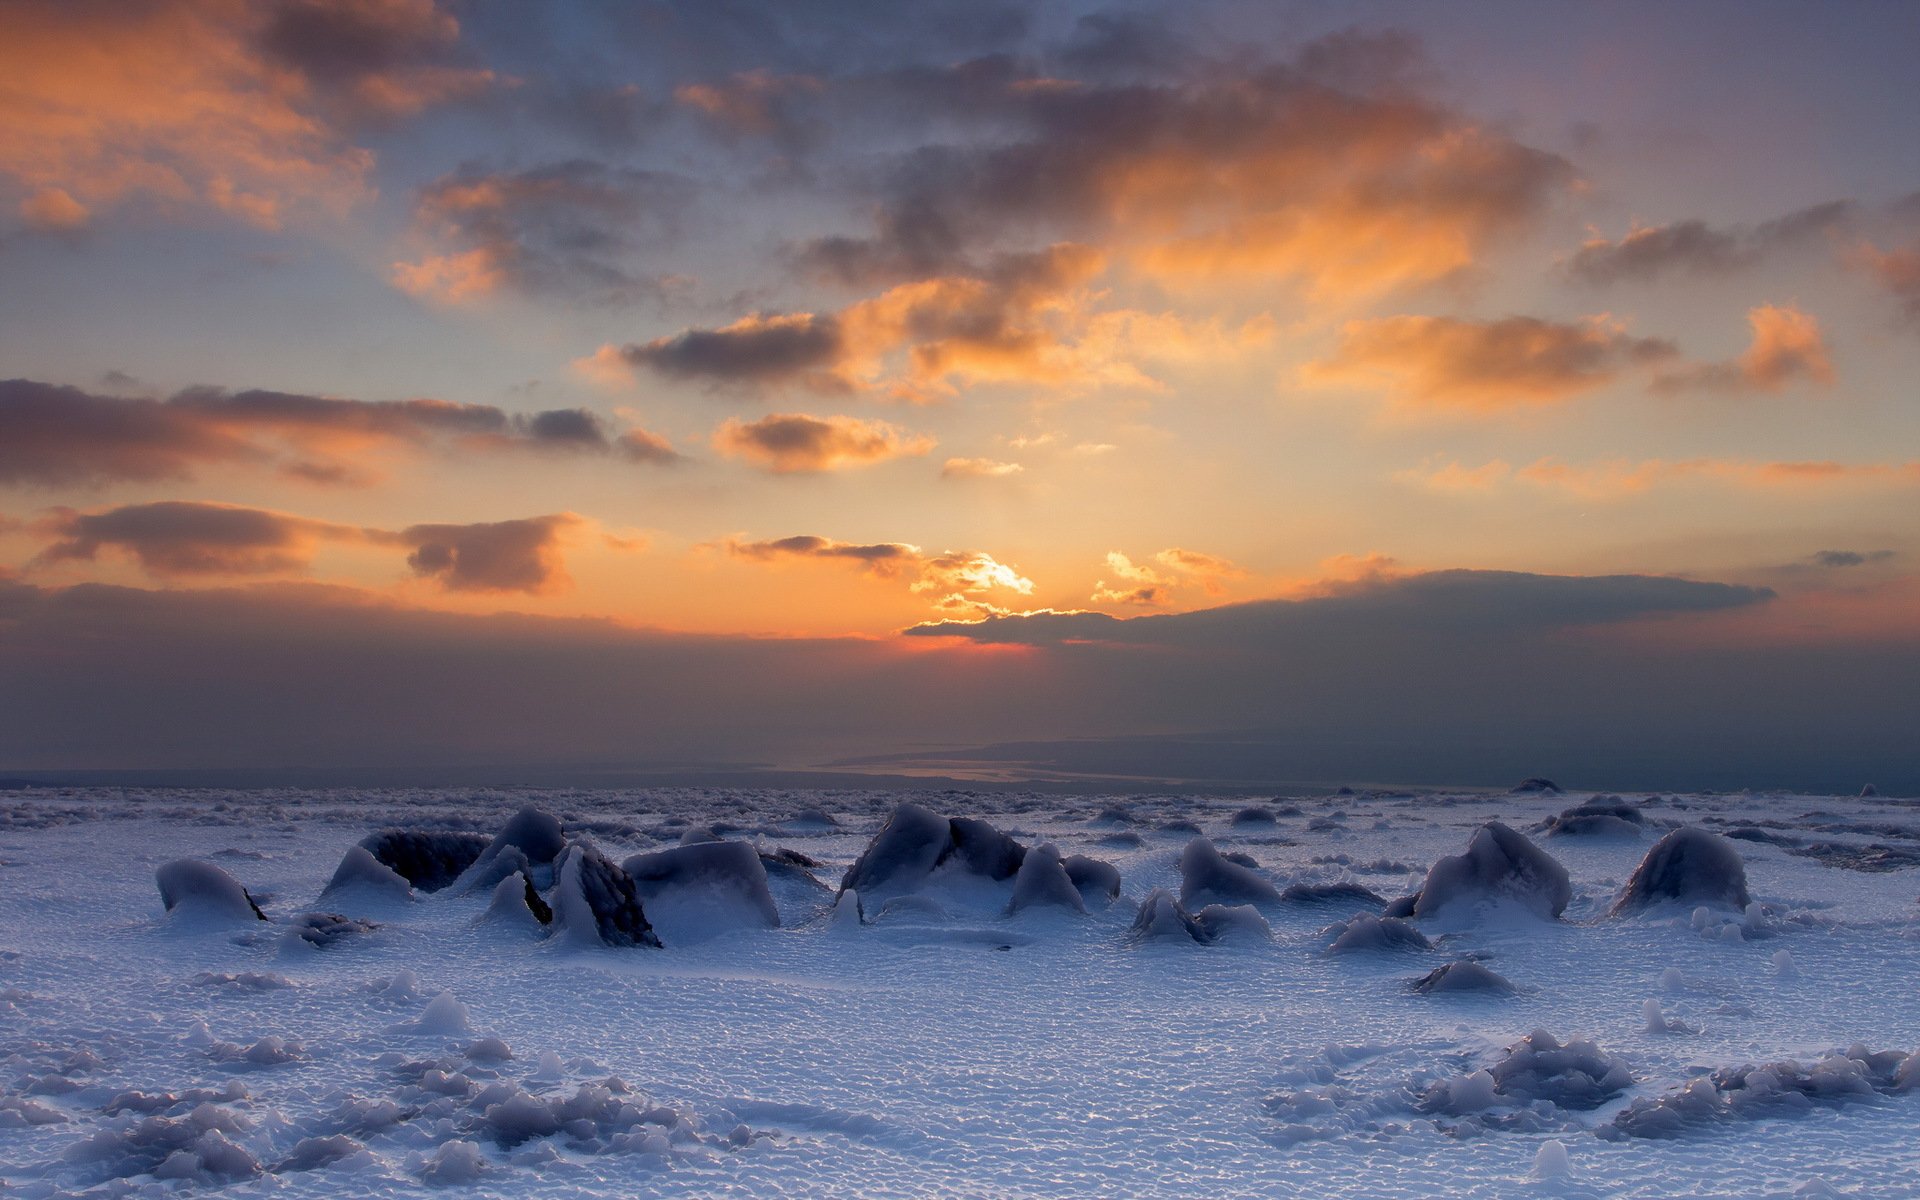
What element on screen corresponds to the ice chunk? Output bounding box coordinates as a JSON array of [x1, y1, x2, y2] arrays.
[[1601, 1045, 1914, 1139], [318, 844, 413, 905], [1129, 888, 1213, 943], [455, 807, 567, 892], [1007, 842, 1086, 914], [1409, 822, 1570, 921], [1192, 903, 1272, 941], [155, 859, 266, 923], [278, 1134, 363, 1173], [357, 830, 488, 892], [1612, 827, 1751, 914], [1643, 999, 1694, 1034], [1412, 959, 1515, 995], [479, 870, 551, 931], [1323, 913, 1431, 953], [1489, 1030, 1631, 1109], [1532, 1139, 1570, 1178], [416, 1139, 488, 1184], [1510, 777, 1562, 793], [395, 989, 473, 1036], [1230, 805, 1278, 826], [279, 911, 378, 951], [1178, 838, 1283, 908], [829, 888, 865, 931], [838, 803, 1027, 902], [621, 840, 780, 936], [1063, 854, 1121, 904], [1279, 882, 1385, 907], [1772, 949, 1799, 979], [551, 841, 661, 948], [1542, 797, 1645, 838]]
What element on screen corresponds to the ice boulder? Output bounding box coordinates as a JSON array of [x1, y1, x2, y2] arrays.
[[1006, 843, 1086, 915], [318, 845, 413, 905], [358, 830, 489, 892], [1541, 797, 1645, 838], [1178, 838, 1283, 909], [1422, 1031, 1630, 1115], [1412, 959, 1516, 995], [478, 871, 551, 931], [1279, 882, 1385, 907], [1230, 805, 1278, 826], [550, 842, 660, 949], [1407, 822, 1570, 921], [1322, 913, 1431, 954], [1600, 1045, 1914, 1139], [1510, 777, 1562, 794], [1063, 854, 1121, 904], [838, 804, 1027, 903], [1129, 889, 1269, 944], [280, 912, 378, 951], [1611, 827, 1751, 915], [455, 808, 567, 892], [156, 860, 266, 923], [620, 840, 781, 937]]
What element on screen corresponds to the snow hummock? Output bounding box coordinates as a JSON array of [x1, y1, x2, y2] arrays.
[[1407, 822, 1571, 921], [1541, 796, 1646, 838], [1007, 842, 1087, 915], [155, 859, 266, 923], [1411, 959, 1515, 995], [1178, 837, 1283, 908], [357, 829, 489, 892], [838, 803, 1027, 904], [318, 844, 413, 906], [1601, 1045, 1916, 1139], [1323, 913, 1432, 954], [1128, 888, 1268, 944], [550, 841, 662, 948], [621, 839, 781, 939], [1612, 827, 1752, 915]]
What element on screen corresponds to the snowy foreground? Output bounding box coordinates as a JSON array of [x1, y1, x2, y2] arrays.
[[3, 785, 1918, 1199]]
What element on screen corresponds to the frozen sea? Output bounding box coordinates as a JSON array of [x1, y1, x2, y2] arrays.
[[2, 784, 1917, 1198]]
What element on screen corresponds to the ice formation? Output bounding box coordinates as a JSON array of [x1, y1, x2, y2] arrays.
[[1406, 822, 1571, 920], [1601, 1046, 1917, 1139], [550, 841, 661, 948], [1411, 959, 1516, 995], [1128, 888, 1269, 944], [455, 807, 568, 893], [1541, 796, 1646, 838], [357, 830, 489, 892], [621, 840, 782, 934], [154, 859, 266, 923], [1177, 837, 1283, 908], [1420, 1030, 1630, 1114], [1006, 842, 1086, 914], [1063, 854, 1122, 904], [1612, 827, 1752, 914], [1279, 881, 1385, 907], [838, 803, 1027, 902], [317, 844, 413, 905], [1323, 913, 1432, 953]]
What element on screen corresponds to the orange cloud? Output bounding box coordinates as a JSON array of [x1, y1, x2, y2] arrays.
[[1306, 314, 1676, 410], [941, 457, 1024, 479], [1398, 455, 1920, 500], [0, 1, 487, 232], [1652, 304, 1835, 393], [1092, 547, 1249, 607], [1855, 240, 1920, 322], [712, 413, 933, 474], [599, 244, 1269, 401], [725, 533, 1034, 618]]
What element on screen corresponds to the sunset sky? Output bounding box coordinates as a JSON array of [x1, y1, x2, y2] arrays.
[[2, 1, 1917, 788]]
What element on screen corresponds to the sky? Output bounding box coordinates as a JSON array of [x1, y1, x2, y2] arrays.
[[1, 0, 1917, 790]]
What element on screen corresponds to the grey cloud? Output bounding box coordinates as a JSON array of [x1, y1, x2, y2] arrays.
[[1566, 201, 1856, 285], [1810, 549, 1896, 569]]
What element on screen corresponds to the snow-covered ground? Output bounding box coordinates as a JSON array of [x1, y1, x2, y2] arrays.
[[2, 784, 1917, 1198]]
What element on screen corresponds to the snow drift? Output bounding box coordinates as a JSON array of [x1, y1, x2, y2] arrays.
[[1611, 827, 1752, 914], [1399, 822, 1571, 921]]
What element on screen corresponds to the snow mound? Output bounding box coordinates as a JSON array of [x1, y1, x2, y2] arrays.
[[318, 844, 413, 904], [1007, 842, 1086, 914], [1612, 827, 1751, 914], [1542, 797, 1646, 838], [1279, 882, 1385, 907], [62, 1101, 260, 1183], [1510, 777, 1563, 793], [1063, 854, 1122, 904], [1323, 913, 1431, 954], [1601, 1045, 1916, 1139], [621, 840, 781, 937], [393, 989, 474, 1036], [455, 807, 568, 892], [279, 911, 378, 951], [358, 829, 489, 892], [838, 803, 1027, 903], [1230, 806, 1278, 826], [155, 859, 266, 923], [1420, 1030, 1630, 1114], [1408, 822, 1571, 921], [479, 870, 551, 931], [551, 841, 661, 948], [1412, 959, 1515, 994], [1178, 837, 1283, 908], [1128, 888, 1208, 943]]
